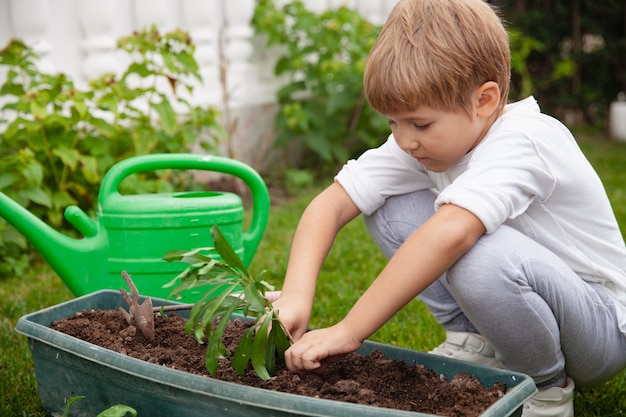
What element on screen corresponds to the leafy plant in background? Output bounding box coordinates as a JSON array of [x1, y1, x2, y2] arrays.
[[0, 27, 223, 276], [163, 225, 291, 380], [252, 0, 389, 176]]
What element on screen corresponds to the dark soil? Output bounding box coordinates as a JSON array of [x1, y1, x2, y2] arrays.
[[51, 309, 507, 417]]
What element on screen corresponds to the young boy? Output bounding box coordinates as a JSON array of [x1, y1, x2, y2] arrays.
[[272, 0, 626, 415]]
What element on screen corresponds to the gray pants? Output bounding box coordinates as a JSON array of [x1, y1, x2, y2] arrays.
[[363, 189, 626, 387]]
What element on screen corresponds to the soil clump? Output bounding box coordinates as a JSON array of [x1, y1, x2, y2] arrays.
[[51, 309, 507, 417]]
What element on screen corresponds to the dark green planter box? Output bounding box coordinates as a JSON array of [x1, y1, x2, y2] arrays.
[[16, 290, 537, 417]]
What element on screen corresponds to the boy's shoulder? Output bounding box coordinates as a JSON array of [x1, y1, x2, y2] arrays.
[[499, 96, 541, 124], [491, 97, 571, 140], [476, 98, 580, 165]]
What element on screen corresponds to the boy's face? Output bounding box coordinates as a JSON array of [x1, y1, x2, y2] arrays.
[[385, 104, 490, 172]]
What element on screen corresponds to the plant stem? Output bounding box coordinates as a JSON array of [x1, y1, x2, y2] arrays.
[[153, 304, 194, 312]]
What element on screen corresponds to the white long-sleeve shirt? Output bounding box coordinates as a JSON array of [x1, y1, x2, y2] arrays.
[[336, 96, 626, 333]]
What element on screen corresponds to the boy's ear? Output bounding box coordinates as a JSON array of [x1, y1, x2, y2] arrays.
[[475, 81, 501, 118]]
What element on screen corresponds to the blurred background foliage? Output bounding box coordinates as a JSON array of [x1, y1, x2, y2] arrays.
[[500, 0, 625, 126], [253, 0, 625, 175]]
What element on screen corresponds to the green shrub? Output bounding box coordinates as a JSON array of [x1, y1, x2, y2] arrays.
[[0, 27, 224, 276], [252, 0, 389, 176]]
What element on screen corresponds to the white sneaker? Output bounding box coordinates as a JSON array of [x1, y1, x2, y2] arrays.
[[429, 331, 501, 368], [523, 377, 575, 417]]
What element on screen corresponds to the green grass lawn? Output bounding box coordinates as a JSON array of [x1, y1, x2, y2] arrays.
[[2, 131, 626, 416]]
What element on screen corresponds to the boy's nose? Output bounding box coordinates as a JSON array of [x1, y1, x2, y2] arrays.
[[398, 136, 419, 152]]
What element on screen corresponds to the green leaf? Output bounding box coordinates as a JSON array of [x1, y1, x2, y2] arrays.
[[52, 146, 80, 171], [24, 131, 45, 151], [48, 209, 63, 227], [161, 265, 192, 289], [243, 284, 266, 312], [251, 316, 272, 380], [63, 181, 89, 204], [186, 282, 239, 343], [73, 97, 88, 119], [204, 346, 220, 374], [29, 101, 47, 119], [96, 93, 120, 113], [43, 113, 73, 130], [51, 190, 77, 209], [327, 89, 357, 114], [211, 225, 248, 274], [176, 51, 200, 76], [61, 396, 85, 417], [2, 118, 23, 140], [131, 127, 156, 155], [96, 405, 137, 417], [265, 325, 277, 376], [151, 100, 178, 135], [276, 80, 306, 100], [123, 61, 152, 79], [21, 161, 44, 185], [303, 132, 332, 161], [204, 298, 243, 374], [79, 155, 99, 184], [232, 327, 254, 375], [0, 81, 25, 96], [265, 315, 291, 376], [80, 135, 109, 157], [161, 53, 179, 77], [91, 117, 118, 139], [163, 247, 213, 263], [270, 316, 291, 356], [0, 173, 18, 190], [20, 186, 52, 207]]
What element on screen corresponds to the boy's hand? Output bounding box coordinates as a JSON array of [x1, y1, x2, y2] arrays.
[[283, 322, 363, 373], [272, 295, 311, 342]]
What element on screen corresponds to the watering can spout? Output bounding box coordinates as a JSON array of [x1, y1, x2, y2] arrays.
[[0, 191, 107, 294]]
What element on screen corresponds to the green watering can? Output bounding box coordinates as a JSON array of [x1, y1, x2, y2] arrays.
[[0, 154, 270, 301]]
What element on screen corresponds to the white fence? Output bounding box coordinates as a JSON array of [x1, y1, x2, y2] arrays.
[[0, 0, 395, 172]]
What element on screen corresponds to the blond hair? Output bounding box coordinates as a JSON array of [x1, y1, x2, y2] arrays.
[[364, 0, 510, 116]]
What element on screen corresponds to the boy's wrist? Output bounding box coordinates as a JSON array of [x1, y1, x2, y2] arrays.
[[280, 278, 316, 304], [339, 312, 376, 344], [331, 320, 366, 351]]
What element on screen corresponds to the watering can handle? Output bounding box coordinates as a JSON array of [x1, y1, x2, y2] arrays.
[[99, 154, 270, 267]]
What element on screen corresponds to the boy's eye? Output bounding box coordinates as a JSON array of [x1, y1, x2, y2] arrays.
[[413, 123, 430, 130]]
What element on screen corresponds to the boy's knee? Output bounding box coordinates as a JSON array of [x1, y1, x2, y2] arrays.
[[364, 189, 438, 253], [447, 226, 519, 292]]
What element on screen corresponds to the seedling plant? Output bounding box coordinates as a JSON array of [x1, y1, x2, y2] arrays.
[[162, 225, 292, 380]]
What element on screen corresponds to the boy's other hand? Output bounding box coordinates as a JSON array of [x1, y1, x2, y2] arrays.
[[283, 322, 363, 373]]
